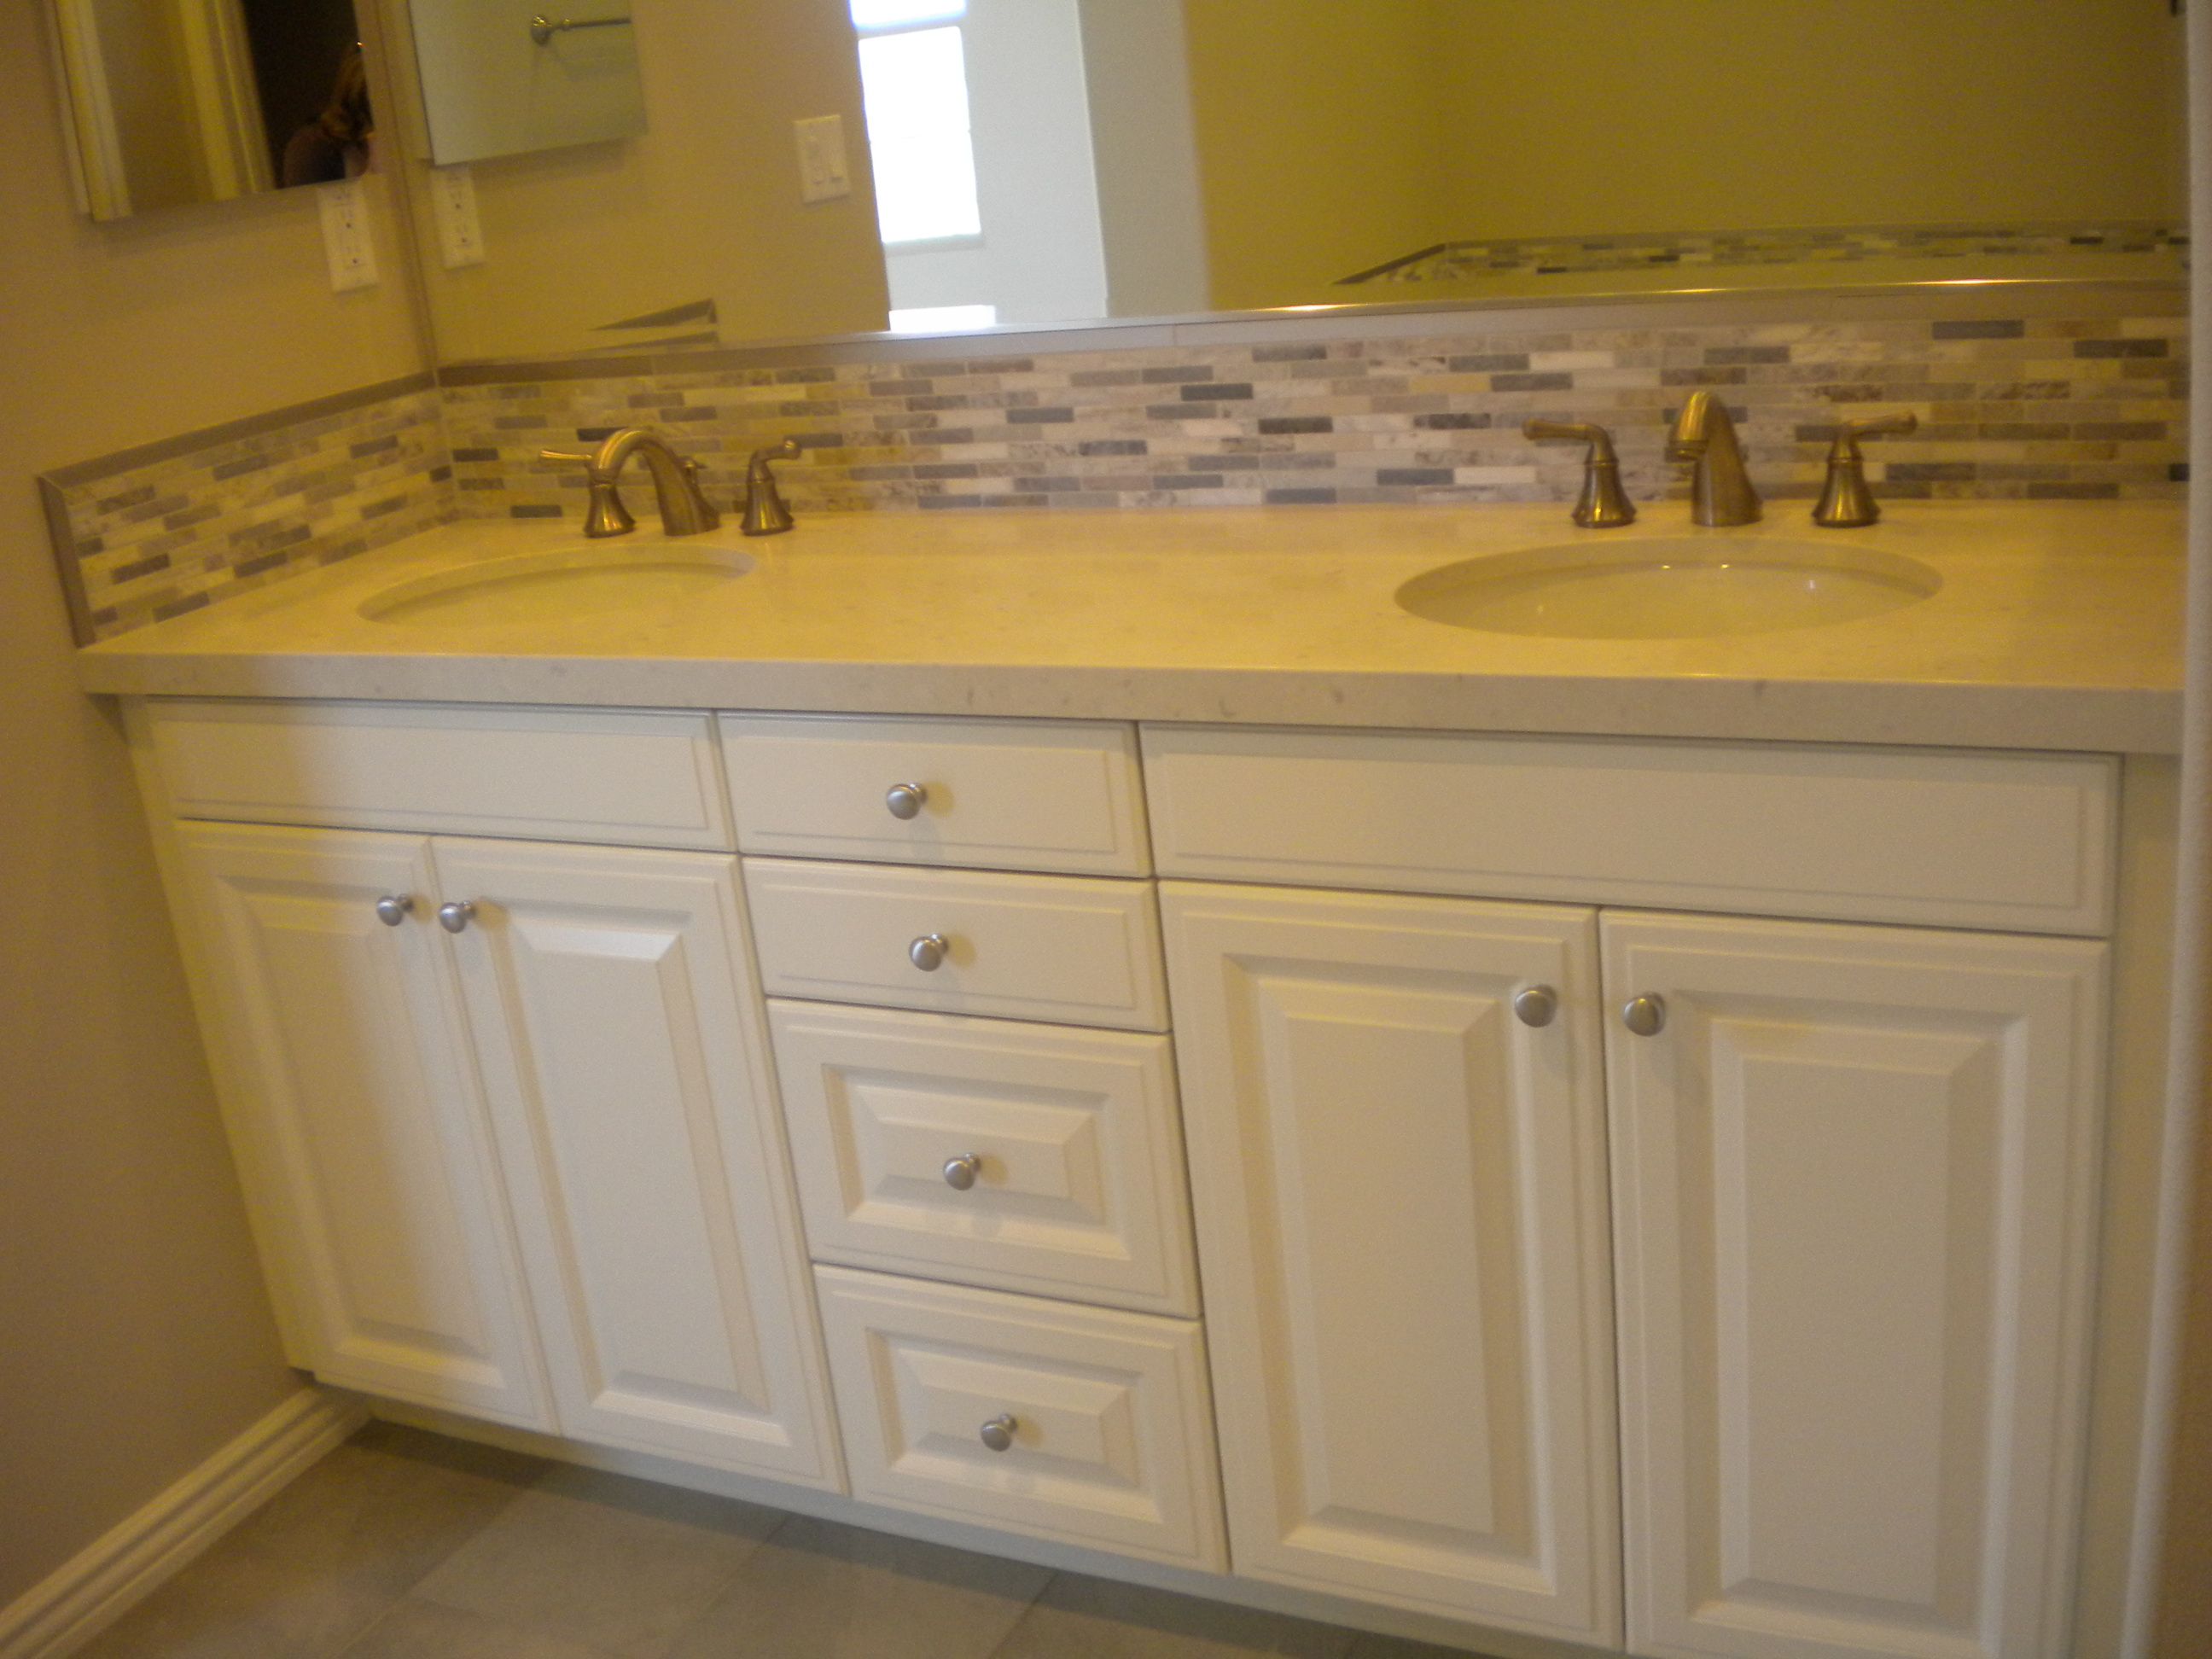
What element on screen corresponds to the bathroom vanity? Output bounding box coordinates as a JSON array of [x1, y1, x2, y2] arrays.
[[75, 504, 2184, 1659]]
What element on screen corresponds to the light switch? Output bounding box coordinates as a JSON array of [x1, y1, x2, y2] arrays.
[[795, 114, 853, 204], [430, 165, 486, 268], [317, 180, 378, 292]]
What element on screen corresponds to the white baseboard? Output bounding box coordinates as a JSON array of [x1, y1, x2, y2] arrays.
[[0, 1387, 366, 1659]]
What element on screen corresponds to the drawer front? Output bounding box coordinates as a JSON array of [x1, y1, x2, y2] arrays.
[[744, 859, 1169, 1031], [147, 700, 732, 850], [769, 1004, 1198, 1315], [1144, 725, 2117, 936], [720, 713, 1150, 876], [814, 1266, 1226, 1569]]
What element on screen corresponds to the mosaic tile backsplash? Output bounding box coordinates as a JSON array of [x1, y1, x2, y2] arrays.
[[443, 310, 2186, 524], [49, 296, 2187, 642], [44, 378, 452, 643], [1345, 222, 2186, 285]]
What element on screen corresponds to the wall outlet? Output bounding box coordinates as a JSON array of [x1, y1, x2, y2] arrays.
[[794, 114, 852, 204], [430, 165, 486, 269], [317, 180, 378, 292]]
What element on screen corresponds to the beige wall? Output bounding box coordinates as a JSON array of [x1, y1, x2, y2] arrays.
[[386, 0, 889, 363], [1185, 0, 2183, 309], [0, 3, 428, 1606]]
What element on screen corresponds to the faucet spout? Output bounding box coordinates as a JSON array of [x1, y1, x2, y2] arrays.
[[539, 427, 722, 538], [1666, 391, 1761, 527]]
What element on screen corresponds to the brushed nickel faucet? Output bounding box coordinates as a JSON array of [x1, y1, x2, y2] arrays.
[[1666, 392, 1761, 526], [540, 427, 722, 538], [1813, 411, 1918, 527], [1522, 418, 1636, 527]]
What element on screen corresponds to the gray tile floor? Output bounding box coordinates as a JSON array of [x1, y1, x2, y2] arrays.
[[79, 1423, 1497, 1658]]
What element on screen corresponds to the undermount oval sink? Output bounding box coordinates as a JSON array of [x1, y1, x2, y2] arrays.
[[360, 541, 755, 626], [1396, 536, 1941, 640]]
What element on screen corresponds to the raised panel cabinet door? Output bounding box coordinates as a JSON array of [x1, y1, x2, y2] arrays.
[[174, 823, 550, 1427], [435, 839, 841, 1488], [1603, 912, 2108, 1659], [1158, 882, 1620, 1645]]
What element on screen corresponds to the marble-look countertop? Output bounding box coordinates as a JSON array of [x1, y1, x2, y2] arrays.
[[76, 503, 2185, 754]]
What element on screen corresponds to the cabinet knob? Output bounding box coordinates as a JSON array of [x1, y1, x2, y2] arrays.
[[979, 1413, 1017, 1452], [1513, 985, 1558, 1027], [437, 900, 478, 934], [1621, 994, 1667, 1037], [943, 1153, 982, 1190], [373, 894, 415, 927], [909, 933, 949, 971], [885, 783, 928, 820]]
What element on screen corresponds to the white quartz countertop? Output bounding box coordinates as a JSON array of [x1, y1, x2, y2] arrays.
[[76, 503, 2185, 754]]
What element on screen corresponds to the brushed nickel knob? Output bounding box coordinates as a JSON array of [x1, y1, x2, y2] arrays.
[[979, 1414, 1016, 1452], [437, 900, 477, 934], [909, 933, 948, 971], [1621, 994, 1667, 1037], [885, 783, 928, 820], [374, 894, 415, 927], [943, 1154, 981, 1190], [1513, 985, 1558, 1027]]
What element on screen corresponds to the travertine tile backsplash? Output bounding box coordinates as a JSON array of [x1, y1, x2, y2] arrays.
[[44, 378, 451, 643], [49, 296, 2188, 643], [443, 312, 2186, 522]]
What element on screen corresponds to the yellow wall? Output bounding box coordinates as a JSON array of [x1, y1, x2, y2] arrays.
[[1181, 0, 1452, 310], [0, 3, 428, 1606], [1185, 0, 2184, 309], [387, 0, 890, 362]]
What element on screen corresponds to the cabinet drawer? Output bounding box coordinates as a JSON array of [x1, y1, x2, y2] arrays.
[[720, 713, 1149, 875], [146, 700, 732, 850], [1144, 725, 2116, 935], [769, 1004, 1197, 1315], [814, 1266, 1226, 1569], [744, 859, 1169, 1031]]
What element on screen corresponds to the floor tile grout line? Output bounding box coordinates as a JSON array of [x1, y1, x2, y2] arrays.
[[979, 1565, 1064, 1658]]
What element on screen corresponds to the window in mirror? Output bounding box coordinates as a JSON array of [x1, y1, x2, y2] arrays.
[[854, 22, 982, 245]]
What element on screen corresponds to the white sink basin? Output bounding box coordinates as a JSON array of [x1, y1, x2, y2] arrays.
[[1395, 536, 1941, 639], [361, 541, 755, 626]]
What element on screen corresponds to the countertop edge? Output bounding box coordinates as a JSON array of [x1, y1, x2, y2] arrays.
[[73, 655, 2184, 757]]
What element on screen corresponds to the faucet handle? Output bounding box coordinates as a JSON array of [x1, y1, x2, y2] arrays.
[[1813, 411, 1918, 528], [1522, 419, 1635, 528], [741, 438, 802, 537], [539, 447, 635, 537]]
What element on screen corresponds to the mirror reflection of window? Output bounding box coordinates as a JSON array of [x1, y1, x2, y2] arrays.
[[851, 6, 984, 247]]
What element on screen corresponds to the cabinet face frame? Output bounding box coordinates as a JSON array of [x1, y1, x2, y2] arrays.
[[1602, 911, 2108, 1659], [172, 822, 554, 1429], [1159, 881, 1622, 1646], [433, 838, 845, 1489]]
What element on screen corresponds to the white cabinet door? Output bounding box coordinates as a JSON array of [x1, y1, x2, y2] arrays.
[[1159, 882, 1620, 1645], [175, 824, 550, 1427], [1603, 913, 2107, 1659], [437, 839, 841, 1488]]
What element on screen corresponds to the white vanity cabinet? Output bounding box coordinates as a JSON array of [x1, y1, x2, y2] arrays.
[[148, 701, 842, 1488], [1147, 725, 2117, 1659], [134, 694, 2130, 1659], [1601, 913, 2105, 1659], [1158, 882, 1622, 1644]]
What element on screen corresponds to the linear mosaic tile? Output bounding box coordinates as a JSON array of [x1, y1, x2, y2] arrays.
[[1345, 222, 2187, 286], [44, 378, 453, 644], [439, 309, 2188, 524], [47, 291, 2190, 643]]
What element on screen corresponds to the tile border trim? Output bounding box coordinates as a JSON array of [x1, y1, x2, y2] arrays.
[[42, 373, 438, 491], [434, 279, 2186, 385]]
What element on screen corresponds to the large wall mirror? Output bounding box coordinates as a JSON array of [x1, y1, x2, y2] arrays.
[[57, 2, 2186, 355]]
